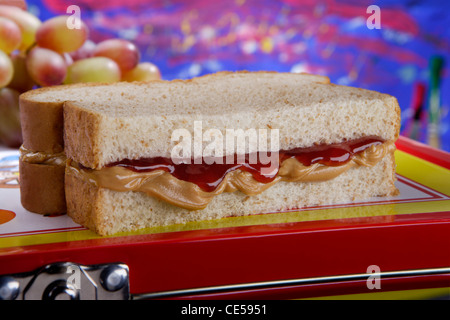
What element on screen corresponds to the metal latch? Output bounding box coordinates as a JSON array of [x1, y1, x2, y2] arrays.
[[0, 262, 129, 300]]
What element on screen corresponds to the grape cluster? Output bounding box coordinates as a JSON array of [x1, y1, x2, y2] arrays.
[[0, 4, 161, 147]]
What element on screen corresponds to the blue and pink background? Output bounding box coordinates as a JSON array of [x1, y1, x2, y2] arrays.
[[27, 0, 450, 152]]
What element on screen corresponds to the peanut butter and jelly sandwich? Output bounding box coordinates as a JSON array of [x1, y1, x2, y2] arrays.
[[20, 71, 400, 235]]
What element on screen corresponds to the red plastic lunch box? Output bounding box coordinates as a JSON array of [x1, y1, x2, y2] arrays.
[[0, 136, 449, 300]]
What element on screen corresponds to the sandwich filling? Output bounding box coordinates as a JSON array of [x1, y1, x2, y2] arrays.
[[67, 136, 395, 210], [19, 145, 66, 166]]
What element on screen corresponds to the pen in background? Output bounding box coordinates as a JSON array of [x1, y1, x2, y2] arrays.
[[427, 56, 444, 149], [402, 82, 426, 142]]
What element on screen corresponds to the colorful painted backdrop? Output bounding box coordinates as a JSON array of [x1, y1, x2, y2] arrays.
[[27, 0, 450, 152]]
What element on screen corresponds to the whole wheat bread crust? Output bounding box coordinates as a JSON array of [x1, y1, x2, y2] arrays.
[[19, 99, 65, 153], [19, 159, 66, 214], [19, 81, 107, 152], [19, 97, 66, 214], [63, 104, 101, 170]]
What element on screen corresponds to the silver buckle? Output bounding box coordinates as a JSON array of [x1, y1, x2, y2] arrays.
[[0, 262, 129, 300]]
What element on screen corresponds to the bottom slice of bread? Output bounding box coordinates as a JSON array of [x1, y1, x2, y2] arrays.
[[65, 153, 398, 236]]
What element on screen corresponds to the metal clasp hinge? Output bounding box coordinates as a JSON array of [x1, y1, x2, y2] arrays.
[[0, 262, 130, 300]]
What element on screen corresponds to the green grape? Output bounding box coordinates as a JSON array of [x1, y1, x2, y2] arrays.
[[36, 15, 89, 53], [0, 50, 14, 88], [0, 5, 41, 52], [122, 62, 161, 82], [65, 57, 121, 84]]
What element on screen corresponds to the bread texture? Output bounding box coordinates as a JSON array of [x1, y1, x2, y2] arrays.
[[19, 88, 68, 214], [21, 71, 401, 234], [62, 71, 400, 169], [19, 82, 111, 153], [65, 151, 398, 236], [18, 72, 331, 215], [19, 82, 117, 214]]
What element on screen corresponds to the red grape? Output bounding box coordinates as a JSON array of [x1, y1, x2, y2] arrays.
[[69, 39, 96, 61], [0, 87, 22, 148], [26, 47, 67, 87], [8, 52, 35, 92], [93, 39, 140, 72], [0, 16, 22, 53]]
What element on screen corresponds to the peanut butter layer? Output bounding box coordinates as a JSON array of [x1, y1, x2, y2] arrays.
[[19, 145, 67, 166], [67, 142, 395, 210]]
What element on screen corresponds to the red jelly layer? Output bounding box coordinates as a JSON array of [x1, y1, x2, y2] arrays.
[[107, 136, 384, 192]]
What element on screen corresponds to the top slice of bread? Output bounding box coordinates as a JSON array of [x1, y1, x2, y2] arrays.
[[20, 82, 111, 153], [19, 72, 328, 154], [55, 71, 399, 169]]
